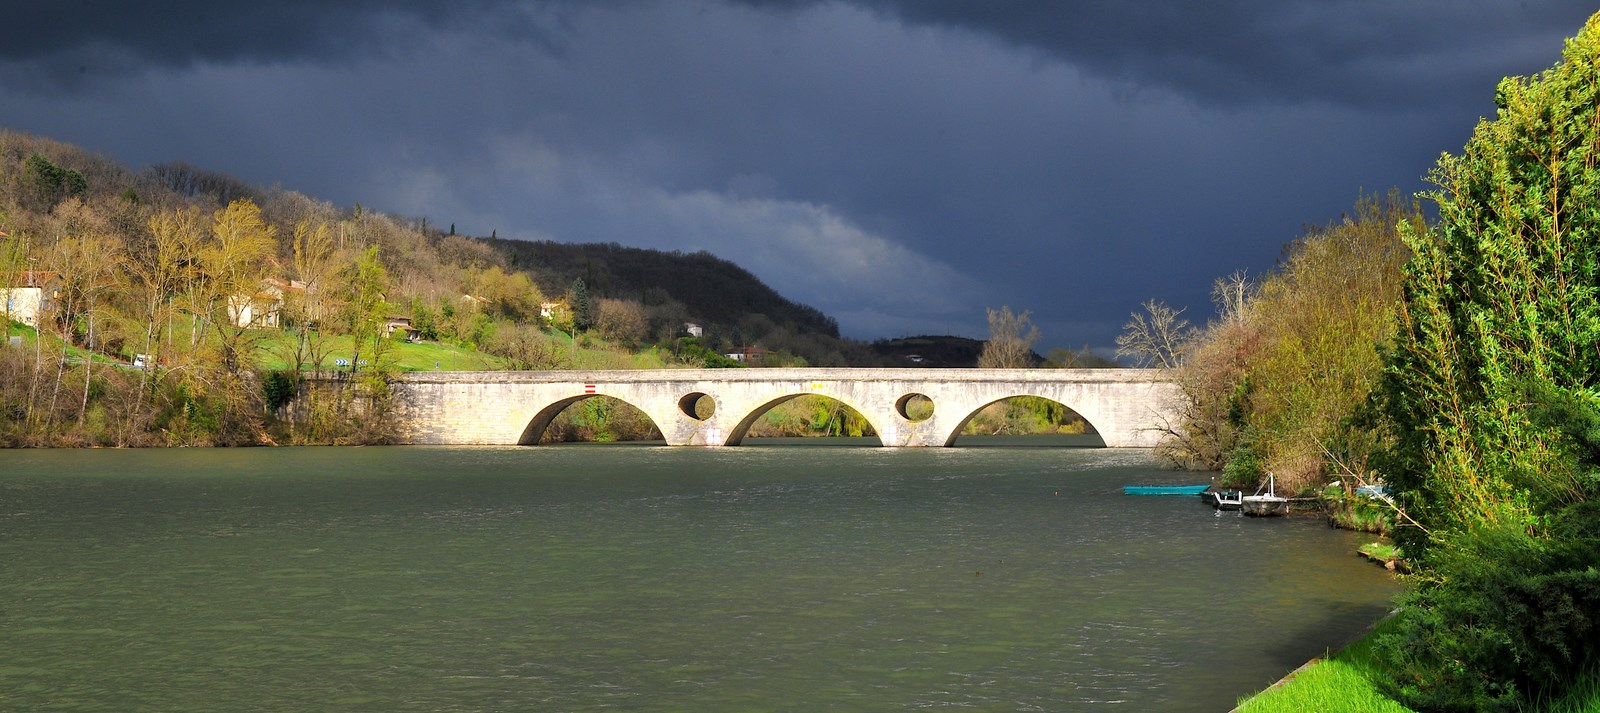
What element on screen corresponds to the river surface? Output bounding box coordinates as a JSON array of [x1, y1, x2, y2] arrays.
[[0, 437, 1400, 712]]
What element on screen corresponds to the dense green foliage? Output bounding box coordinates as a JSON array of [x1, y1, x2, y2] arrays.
[[1374, 13, 1600, 711], [23, 153, 86, 210], [1144, 191, 1419, 495]]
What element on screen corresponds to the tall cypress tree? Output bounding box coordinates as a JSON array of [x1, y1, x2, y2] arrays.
[[570, 278, 593, 333], [1378, 12, 1600, 710], [1384, 11, 1600, 547]]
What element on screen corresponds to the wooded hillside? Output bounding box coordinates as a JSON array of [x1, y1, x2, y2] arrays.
[[489, 238, 839, 338], [0, 129, 894, 446]]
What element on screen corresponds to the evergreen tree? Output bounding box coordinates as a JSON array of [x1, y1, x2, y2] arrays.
[[1377, 12, 1600, 710], [570, 277, 593, 333]]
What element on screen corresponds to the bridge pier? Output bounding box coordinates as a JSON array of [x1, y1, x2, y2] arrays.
[[388, 368, 1179, 448]]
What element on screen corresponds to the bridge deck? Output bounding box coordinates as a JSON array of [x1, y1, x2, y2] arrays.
[[386, 368, 1179, 448], [394, 367, 1168, 384]]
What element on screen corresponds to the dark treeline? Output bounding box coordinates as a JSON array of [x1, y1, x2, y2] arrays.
[[483, 237, 893, 366], [488, 238, 839, 337]]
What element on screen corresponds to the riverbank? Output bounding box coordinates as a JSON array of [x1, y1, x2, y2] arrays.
[[1233, 612, 1600, 712], [1232, 613, 1409, 713]]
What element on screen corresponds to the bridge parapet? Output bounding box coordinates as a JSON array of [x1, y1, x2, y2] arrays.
[[389, 368, 1180, 448]]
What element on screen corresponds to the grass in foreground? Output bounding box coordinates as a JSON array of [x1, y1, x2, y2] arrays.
[[1543, 665, 1600, 713], [1235, 614, 1600, 713], [1234, 616, 1415, 713]]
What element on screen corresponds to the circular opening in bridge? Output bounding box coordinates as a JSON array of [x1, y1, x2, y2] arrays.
[[678, 392, 716, 421], [896, 393, 934, 422]]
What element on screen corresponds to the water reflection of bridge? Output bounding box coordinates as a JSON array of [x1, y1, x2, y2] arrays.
[[390, 368, 1179, 448]]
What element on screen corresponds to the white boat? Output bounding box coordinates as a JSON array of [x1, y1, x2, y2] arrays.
[[1210, 490, 1243, 511], [1241, 473, 1289, 517]]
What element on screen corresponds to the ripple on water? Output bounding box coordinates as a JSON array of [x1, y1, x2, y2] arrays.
[[0, 443, 1399, 712]]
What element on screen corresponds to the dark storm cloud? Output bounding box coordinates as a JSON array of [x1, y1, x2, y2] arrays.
[[2, 1, 1596, 347], [17, 1, 1593, 106], [3, 1, 480, 63], [748, 0, 1596, 109], [0, 0, 567, 91]]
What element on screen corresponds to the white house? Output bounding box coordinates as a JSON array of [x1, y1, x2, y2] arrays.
[[723, 346, 771, 364], [1, 271, 61, 328], [227, 277, 309, 328], [540, 301, 569, 323]]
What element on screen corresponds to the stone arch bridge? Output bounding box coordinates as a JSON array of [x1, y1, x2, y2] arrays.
[[389, 368, 1179, 448]]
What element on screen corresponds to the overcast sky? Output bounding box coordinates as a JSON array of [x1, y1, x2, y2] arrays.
[[1, 1, 1594, 349]]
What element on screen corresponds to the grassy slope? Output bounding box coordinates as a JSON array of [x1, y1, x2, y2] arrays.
[[252, 332, 506, 372], [1235, 614, 1600, 713], [1235, 616, 1413, 713], [250, 329, 673, 372], [5, 322, 120, 366]]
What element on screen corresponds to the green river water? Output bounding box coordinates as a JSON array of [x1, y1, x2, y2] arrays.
[[0, 437, 1400, 711]]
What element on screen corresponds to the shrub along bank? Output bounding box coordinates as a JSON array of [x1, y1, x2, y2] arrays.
[[1134, 12, 1600, 711]]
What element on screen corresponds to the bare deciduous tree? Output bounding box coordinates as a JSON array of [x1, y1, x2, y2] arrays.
[[485, 322, 564, 370], [134, 204, 204, 389], [1115, 299, 1193, 368], [290, 218, 345, 377], [1211, 270, 1254, 325], [205, 199, 277, 376], [978, 306, 1040, 368], [596, 298, 649, 345]]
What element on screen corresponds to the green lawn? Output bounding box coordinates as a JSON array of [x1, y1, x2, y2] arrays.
[[249, 329, 674, 372], [252, 333, 505, 372], [1234, 616, 1414, 713], [1235, 614, 1600, 713]]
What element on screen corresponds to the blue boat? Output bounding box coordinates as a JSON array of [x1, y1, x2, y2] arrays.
[[1122, 484, 1211, 496]]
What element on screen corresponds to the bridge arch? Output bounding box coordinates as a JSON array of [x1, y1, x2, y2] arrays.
[[724, 392, 884, 445], [940, 393, 1107, 447], [678, 392, 715, 420], [895, 392, 934, 422], [516, 393, 665, 445]]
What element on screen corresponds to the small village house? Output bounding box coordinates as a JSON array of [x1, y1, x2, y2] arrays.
[[1, 270, 62, 328], [227, 278, 318, 329], [227, 278, 288, 328], [540, 301, 568, 324], [383, 314, 421, 342], [723, 346, 771, 364]]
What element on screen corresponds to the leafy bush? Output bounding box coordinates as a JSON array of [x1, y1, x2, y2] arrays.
[[672, 337, 743, 368], [262, 370, 296, 411], [1380, 516, 1600, 711]]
